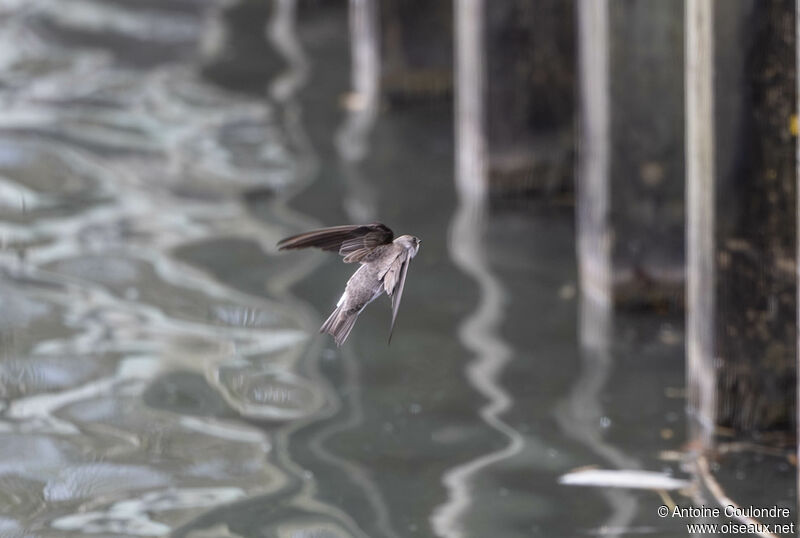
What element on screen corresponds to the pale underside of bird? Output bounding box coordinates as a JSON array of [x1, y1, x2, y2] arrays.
[[277, 223, 421, 346]]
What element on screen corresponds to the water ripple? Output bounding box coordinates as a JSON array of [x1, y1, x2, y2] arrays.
[[0, 0, 366, 535]]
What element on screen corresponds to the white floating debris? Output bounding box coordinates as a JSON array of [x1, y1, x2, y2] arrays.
[[51, 510, 170, 536], [558, 468, 690, 490]]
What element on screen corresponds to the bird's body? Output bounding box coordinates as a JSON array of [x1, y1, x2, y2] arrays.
[[277, 224, 420, 346], [320, 261, 384, 343]]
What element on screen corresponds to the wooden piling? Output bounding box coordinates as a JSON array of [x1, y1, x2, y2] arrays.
[[686, 0, 716, 448], [687, 0, 797, 441], [577, 0, 685, 308], [380, 0, 453, 101], [454, 0, 487, 204], [577, 0, 611, 307], [484, 0, 575, 197]]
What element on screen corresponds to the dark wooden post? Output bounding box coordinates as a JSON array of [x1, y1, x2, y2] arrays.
[[380, 0, 453, 101], [484, 0, 575, 197], [687, 0, 797, 443], [577, 0, 685, 308], [796, 0, 800, 508], [793, 0, 800, 513]]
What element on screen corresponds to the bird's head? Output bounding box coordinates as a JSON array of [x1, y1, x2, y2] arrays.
[[395, 234, 421, 257]]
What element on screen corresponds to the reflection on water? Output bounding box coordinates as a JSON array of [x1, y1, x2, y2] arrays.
[[0, 0, 358, 534], [435, 200, 523, 537], [336, 0, 379, 224], [434, 2, 522, 533], [554, 297, 638, 538]]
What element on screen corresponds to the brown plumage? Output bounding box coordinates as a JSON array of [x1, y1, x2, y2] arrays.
[[278, 223, 420, 346]]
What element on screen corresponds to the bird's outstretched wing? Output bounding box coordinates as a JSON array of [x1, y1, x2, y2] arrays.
[[277, 223, 394, 263], [382, 250, 413, 343]]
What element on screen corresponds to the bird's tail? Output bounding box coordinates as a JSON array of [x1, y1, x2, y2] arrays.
[[320, 304, 359, 346]]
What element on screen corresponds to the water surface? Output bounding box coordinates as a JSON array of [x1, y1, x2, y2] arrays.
[[0, 1, 792, 537]]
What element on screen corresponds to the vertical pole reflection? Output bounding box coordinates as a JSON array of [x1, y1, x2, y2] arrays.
[[266, 0, 310, 103], [433, 0, 523, 535], [568, 5, 640, 530], [554, 297, 639, 538], [336, 0, 380, 223], [264, 2, 399, 537], [264, 0, 320, 238], [262, 0, 324, 305]]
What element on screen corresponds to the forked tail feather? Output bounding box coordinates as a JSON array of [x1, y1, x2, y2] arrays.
[[320, 304, 359, 346]]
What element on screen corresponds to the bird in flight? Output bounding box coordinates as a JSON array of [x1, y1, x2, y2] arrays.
[[277, 223, 421, 346]]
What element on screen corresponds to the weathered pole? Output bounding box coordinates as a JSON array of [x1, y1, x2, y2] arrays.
[[380, 0, 453, 102], [483, 1, 575, 196], [577, 0, 611, 308], [687, 0, 797, 443], [454, 0, 486, 204], [577, 0, 685, 308], [686, 0, 716, 449]]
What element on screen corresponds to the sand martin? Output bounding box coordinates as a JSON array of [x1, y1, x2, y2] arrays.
[[277, 223, 421, 346]]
